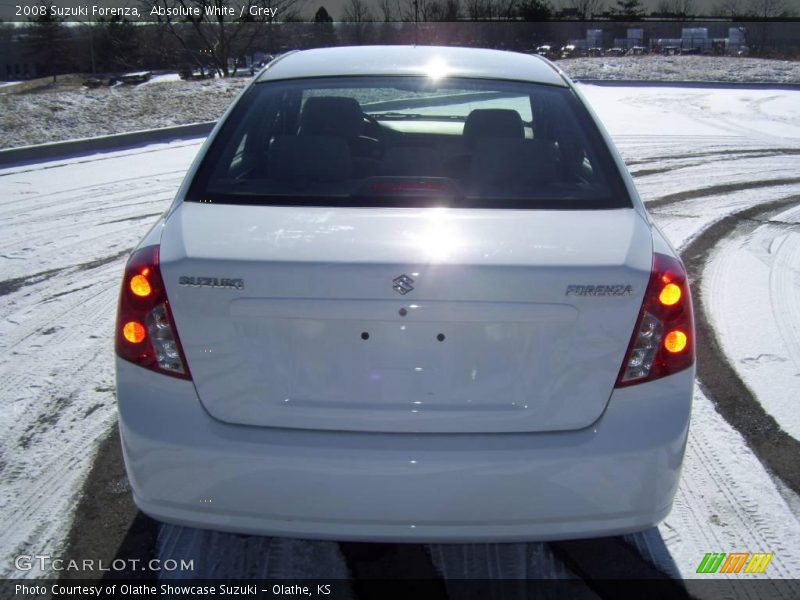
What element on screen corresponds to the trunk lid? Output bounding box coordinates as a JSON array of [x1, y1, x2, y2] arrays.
[[159, 203, 652, 433]]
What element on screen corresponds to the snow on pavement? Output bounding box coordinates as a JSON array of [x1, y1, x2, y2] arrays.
[[1, 85, 800, 585], [0, 141, 202, 578], [582, 83, 800, 588], [703, 204, 800, 441], [580, 84, 800, 140], [632, 388, 800, 590]]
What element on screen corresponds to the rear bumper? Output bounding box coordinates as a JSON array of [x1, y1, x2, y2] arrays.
[[117, 359, 692, 542]]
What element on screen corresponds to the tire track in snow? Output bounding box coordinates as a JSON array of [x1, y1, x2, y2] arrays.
[[684, 398, 793, 581], [0, 331, 118, 577], [0, 170, 183, 217], [0, 265, 66, 297], [649, 178, 800, 210], [703, 206, 800, 442], [0, 253, 129, 353], [13, 121, 800, 586], [0, 144, 192, 578], [628, 149, 800, 178], [650, 389, 800, 598], [767, 208, 800, 379], [618, 195, 800, 594], [625, 147, 800, 168], [682, 196, 800, 494], [612, 177, 800, 585]]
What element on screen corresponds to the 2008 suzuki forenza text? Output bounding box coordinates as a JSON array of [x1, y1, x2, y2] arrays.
[[115, 46, 694, 542]]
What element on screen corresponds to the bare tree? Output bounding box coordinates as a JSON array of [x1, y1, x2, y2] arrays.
[[25, 2, 74, 83], [713, 0, 743, 16], [343, 0, 373, 43], [657, 0, 694, 16], [747, 0, 790, 55], [394, 0, 448, 21], [464, 0, 488, 19], [343, 0, 373, 21], [569, 0, 603, 19], [517, 0, 552, 19], [417, 0, 462, 20], [489, 0, 517, 19], [610, 0, 644, 18], [442, 0, 462, 19], [746, 0, 789, 17], [144, 0, 301, 77], [378, 0, 399, 20]]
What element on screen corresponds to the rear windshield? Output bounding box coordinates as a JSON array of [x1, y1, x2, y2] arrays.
[[187, 76, 630, 209]]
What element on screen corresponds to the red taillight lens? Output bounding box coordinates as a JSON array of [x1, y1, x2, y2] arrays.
[[616, 253, 694, 387], [115, 245, 191, 380]]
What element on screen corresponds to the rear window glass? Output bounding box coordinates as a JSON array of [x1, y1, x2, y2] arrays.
[[187, 76, 630, 209]]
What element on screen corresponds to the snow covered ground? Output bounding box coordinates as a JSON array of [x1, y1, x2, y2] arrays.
[[1, 84, 800, 590], [703, 204, 800, 441], [0, 76, 246, 150], [562, 55, 800, 84], [0, 141, 203, 578], [140, 73, 183, 86], [590, 85, 800, 591], [1, 55, 797, 150]]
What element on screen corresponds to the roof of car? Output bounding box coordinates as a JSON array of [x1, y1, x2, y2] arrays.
[[256, 46, 567, 87]]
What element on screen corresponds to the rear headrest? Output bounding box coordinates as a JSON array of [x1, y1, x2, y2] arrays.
[[299, 96, 365, 138], [267, 135, 352, 182], [463, 109, 524, 145]]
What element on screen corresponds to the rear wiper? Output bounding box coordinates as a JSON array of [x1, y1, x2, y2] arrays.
[[368, 112, 424, 120], [368, 112, 463, 121]]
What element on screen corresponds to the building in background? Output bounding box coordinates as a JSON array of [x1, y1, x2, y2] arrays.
[[0, 41, 40, 81]]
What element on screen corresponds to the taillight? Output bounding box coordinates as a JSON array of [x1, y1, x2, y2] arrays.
[[616, 253, 694, 387], [115, 245, 191, 380]]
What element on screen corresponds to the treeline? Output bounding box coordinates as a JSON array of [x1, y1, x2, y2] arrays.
[[333, 0, 795, 22], [0, 0, 796, 83]]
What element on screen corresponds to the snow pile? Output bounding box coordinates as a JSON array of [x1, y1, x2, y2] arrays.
[[140, 73, 183, 86], [561, 55, 800, 83]]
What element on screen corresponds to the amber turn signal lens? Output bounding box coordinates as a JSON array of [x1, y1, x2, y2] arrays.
[[130, 274, 152, 297], [123, 321, 146, 344], [664, 330, 688, 353], [659, 282, 682, 306]]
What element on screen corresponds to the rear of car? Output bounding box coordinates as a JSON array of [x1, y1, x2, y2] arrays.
[[115, 46, 694, 541]]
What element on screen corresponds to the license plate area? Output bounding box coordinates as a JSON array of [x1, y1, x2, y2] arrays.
[[231, 299, 577, 410]]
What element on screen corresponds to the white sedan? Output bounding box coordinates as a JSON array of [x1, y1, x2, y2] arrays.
[[115, 45, 694, 542]]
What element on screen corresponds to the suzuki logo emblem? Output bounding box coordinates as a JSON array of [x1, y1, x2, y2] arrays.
[[392, 274, 415, 295]]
